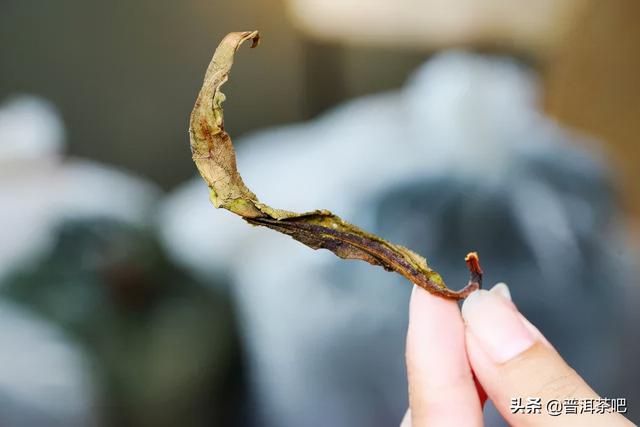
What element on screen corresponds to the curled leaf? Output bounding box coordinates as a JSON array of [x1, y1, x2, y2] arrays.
[[189, 31, 482, 299]]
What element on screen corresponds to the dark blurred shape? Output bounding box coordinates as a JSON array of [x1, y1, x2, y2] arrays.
[[1, 218, 245, 427]]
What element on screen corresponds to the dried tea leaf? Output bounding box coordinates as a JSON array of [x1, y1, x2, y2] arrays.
[[189, 30, 482, 299]]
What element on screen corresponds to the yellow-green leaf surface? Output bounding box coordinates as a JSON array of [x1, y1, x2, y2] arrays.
[[189, 30, 482, 299]]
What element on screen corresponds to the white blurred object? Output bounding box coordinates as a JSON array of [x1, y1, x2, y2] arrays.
[[0, 299, 94, 426], [285, 0, 589, 55], [0, 95, 160, 281], [0, 96, 64, 161]]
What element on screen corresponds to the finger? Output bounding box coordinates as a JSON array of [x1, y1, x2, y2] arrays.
[[462, 284, 634, 427], [406, 285, 484, 427]]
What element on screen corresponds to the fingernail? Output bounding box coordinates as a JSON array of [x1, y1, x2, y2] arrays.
[[489, 282, 511, 301], [461, 286, 535, 363]]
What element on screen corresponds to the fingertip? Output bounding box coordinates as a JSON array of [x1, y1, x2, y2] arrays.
[[461, 286, 622, 426], [409, 284, 459, 322], [406, 285, 484, 426], [461, 286, 535, 364], [407, 285, 464, 365]]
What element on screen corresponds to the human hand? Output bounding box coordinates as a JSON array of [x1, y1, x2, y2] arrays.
[[402, 283, 635, 426]]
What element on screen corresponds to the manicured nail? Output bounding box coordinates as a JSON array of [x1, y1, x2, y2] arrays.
[[461, 286, 535, 363]]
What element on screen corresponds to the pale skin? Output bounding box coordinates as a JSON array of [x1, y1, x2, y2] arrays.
[[402, 283, 635, 427]]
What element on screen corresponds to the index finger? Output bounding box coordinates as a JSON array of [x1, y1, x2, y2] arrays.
[[405, 285, 484, 427]]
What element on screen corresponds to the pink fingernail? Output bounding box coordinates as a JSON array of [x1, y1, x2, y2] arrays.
[[461, 286, 535, 363]]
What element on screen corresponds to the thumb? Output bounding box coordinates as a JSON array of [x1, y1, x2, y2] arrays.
[[462, 284, 633, 427]]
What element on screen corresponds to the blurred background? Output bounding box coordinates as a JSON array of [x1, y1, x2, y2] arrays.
[[0, 0, 639, 426]]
